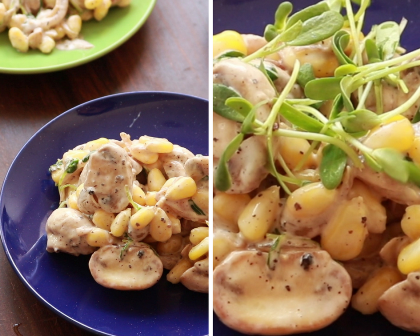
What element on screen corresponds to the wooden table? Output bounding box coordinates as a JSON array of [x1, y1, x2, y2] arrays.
[[0, 1, 208, 335]]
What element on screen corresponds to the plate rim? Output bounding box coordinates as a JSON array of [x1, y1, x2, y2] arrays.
[[0, 90, 209, 336], [0, 0, 157, 75]]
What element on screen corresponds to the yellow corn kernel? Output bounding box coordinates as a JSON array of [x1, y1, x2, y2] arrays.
[[86, 228, 111, 247], [64, 15, 82, 40], [63, 150, 89, 163], [0, 4, 5, 24], [51, 167, 63, 184], [147, 168, 167, 192], [191, 188, 208, 214], [131, 145, 159, 164], [141, 137, 174, 154], [132, 184, 146, 206], [129, 207, 155, 229], [94, 0, 111, 21], [157, 234, 183, 255], [92, 209, 115, 231], [84, 0, 101, 9], [84, 138, 109, 151], [285, 182, 337, 219], [76, 183, 84, 198], [149, 208, 172, 242], [363, 115, 414, 152], [45, 25, 66, 41], [167, 214, 181, 234], [238, 186, 280, 242], [321, 197, 368, 261], [348, 179, 386, 234], [67, 192, 79, 210], [401, 205, 420, 241], [213, 233, 236, 269], [9, 27, 28, 52], [213, 193, 251, 231], [189, 226, 209, 245], [398, 237, 420, 274], [145, 191, 157, 206], [351, 266, 404, 314], [278, 136, 316, 170], [162, 177, 176, 189], [165, 177, 197, 200], [213, 30, 247, 58], [110, 208, 131, 237], [167, 258, 193, 284], [38, 35, 55, 54], [189, 237, 209, 260], [409, 137, 420, 166]]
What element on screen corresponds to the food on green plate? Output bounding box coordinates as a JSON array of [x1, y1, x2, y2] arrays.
[[46, 133, 209, 293], [0, 0, 130, 53], [213, 0, 420, 334]]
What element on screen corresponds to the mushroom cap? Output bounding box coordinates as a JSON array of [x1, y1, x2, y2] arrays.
[[89, 245, 163, 290], [378, 271, 420, 333], [180, 257, 209, 293], [213, 250, 352, 335]]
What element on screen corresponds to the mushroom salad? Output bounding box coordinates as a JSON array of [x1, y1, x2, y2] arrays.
[[213, 0, 420, 334], [0, 0, 129, 53], [46, 133, 209, 293]]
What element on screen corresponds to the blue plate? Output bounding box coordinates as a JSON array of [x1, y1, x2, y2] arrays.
[[0, 92, 209, 336], [213, 0, 420, 335]]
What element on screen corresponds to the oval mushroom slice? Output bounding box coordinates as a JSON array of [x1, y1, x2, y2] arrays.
[[213, 250, 352, 335], [89, 245, 163, 290], [378, 272, 420, 333], [180, 257, 209, 293]]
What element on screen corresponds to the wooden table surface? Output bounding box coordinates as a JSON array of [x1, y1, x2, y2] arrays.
[[0, 1, 208, 335]]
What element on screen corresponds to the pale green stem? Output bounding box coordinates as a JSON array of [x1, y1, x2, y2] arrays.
[[356, 80, 373, 109], [295, 105, 329, 123], [379, 84, 420, 122]]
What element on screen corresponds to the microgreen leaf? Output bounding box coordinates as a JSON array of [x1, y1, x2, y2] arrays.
[[340, 109, 381, 132], [363, 152, 383, 173], [241, 106, 256, 134], [65, 158, 79, 174], [365, 38, 381, 63], [297, 63, 316, 88], [305, 77, 343, 100], [267, 234, 285, 270], [213, 83, 243, 122], [412, 108, 420, 123], [372, 148, 409, 183], [124, 185, 142, 211], [406, 161, 420, 187], [320, 144, 347, 189], [335, 64, 358, 77], [288, 11, 344, 46], [329, 94, 344, 120], [214, 50, 246, 61], [265, 1, 293, 41], [225, 97, 253, 118], [286, 1, 329, 29], [215, 133, 244, 191], [340, 76, 355, 112], [376, 21, 400, 61], [332, 30, 355, 65], [279, 101, 332, 134]]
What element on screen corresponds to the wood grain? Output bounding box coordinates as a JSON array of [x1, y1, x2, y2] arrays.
[[0, 1, 208, 335]]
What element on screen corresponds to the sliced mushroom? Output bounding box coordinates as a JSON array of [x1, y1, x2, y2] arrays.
[[46, 208, 97, 256], [78, 142, 134, 214], [185, 155, 209, 182], [378, 272, 420, 333], [21, 0, 68, 34], [159, 145, 194, 178], [89, 244, 163, 290], [380, 236, 410, 267], [213, 250, 352, 335], [180, 257, 209, 293]]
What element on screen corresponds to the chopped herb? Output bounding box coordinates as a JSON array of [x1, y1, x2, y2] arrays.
[[188, 199, 206, 216]]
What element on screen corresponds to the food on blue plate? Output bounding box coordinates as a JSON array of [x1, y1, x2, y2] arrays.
[[0, 0, 130, 53], [213, 0, 420, 334], [46, 133, 209, 293]]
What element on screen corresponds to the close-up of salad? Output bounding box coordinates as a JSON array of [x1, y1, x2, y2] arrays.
[[213, 0, 420, 334]]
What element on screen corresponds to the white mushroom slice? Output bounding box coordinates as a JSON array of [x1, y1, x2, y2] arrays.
[[160, 145, 194, 178], [213, 250, 352, 335], [241, 34, 267, 55], [380, 236, 411, 268], [185, 156, 209, 182], [180, 257, 209, 293], [356, 165, 420, 205], [78, 142, 134, 214], [21, 0, 68, 34], [46, 208, 97, 256], [378, 272, 420, 333], [89, 245, 163, 290]]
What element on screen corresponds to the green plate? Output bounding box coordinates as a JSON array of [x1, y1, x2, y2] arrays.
[[0, 0, 156, 74]]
